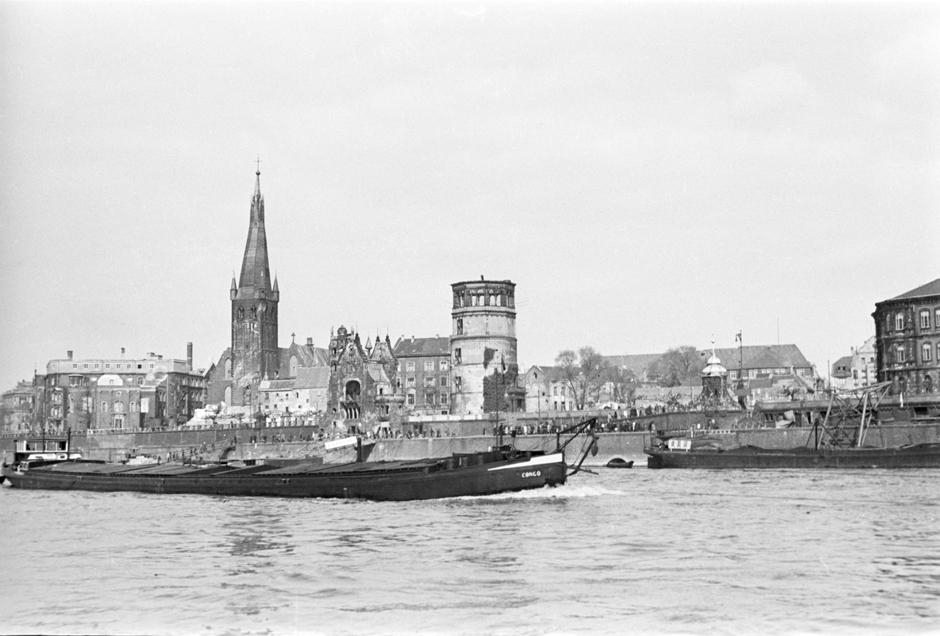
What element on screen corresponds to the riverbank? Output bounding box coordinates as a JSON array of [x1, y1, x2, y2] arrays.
[[4, 422, 938, 467]]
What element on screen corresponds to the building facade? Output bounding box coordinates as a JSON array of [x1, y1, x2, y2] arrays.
[[326, 327, 402, 422], [873, 278, 940, 395], [450, 279, 524, 414], [523, 365, 573, 414], [39, 348, 206, 431], [831, 336, 877, 390], [393, 336, 451, 416], [1, 379, 38, 434]]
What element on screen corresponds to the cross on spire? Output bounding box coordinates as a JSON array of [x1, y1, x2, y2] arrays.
[[255, 155, 262, 175]]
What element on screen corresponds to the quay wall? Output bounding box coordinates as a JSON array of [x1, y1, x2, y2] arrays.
[[5, 422, 938, 467]]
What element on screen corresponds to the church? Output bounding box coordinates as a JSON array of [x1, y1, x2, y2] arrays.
[[206, 168, 404, 426]]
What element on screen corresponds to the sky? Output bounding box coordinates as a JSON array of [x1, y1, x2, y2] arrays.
[[1, 1, 938, 391]]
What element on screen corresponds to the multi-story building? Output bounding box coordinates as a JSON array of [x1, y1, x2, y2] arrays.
[[831, 336, 877, 390], [873, 278, 940, 394], [450, 279, 525, 414], [1, 379, 39, 434], [393, 336, 451, 415], [40, 347, 206, 431], [522, 365, 573, 413]]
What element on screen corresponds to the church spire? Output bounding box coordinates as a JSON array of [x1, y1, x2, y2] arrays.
[[237, 164, 272, 298]]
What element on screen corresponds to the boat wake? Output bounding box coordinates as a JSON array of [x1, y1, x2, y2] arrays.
[[462, 483, 627, 501]]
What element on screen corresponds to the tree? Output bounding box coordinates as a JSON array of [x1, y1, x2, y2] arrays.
[[650, 346, 703, 387], [555, 346, 609, 409], [605, 365, 638, 405]]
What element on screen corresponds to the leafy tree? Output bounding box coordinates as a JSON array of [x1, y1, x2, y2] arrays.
[[555, 346, 609, 409], [650, 346, 703, 387]]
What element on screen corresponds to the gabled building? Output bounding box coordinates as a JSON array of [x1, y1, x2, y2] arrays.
[[327, 327, 402, 421], [873, 278, 940, 395], [1, 379, 38, 434], [393, 336, 451, 415], [523, 365, 573, 413]]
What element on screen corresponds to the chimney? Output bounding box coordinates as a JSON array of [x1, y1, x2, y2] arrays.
[[186, 342, 193, 370], [67, 350, 73, 360], [306, 337, 313, 346]]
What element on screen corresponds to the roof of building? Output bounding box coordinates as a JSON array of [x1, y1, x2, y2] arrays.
[[712, 345, 812, 371], [891, 278, 940, 301], [831, 356, 853, 378], [393, 336, 450, 357], [603, 354, 662, 375]]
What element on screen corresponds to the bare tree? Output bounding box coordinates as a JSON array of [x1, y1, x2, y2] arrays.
[[650, 346, 703, 387], [555, 346, 609, 409]]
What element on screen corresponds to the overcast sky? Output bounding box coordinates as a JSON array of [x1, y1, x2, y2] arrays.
[[1, 1, 938, 391]]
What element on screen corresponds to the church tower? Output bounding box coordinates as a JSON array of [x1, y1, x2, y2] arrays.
[[229, 167, 279, 407]]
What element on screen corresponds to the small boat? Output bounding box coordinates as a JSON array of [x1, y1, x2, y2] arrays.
[[604, 457, 634, 469], [2, 419, 599, 501]]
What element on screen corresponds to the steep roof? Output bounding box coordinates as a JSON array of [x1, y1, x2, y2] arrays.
[[892, 278, 940, 300], [235, 170, 274, 299], [393, 336, 450, 357]]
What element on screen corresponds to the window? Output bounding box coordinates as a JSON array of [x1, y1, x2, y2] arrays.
[[137, 377, 143, 385], [454, 348, 461, 364], [924, 343, 933, 362], [440, 392, 449, 404], [406, 361, 415, 372], [456, 318, 463, 335], [105, 363, 110, 369], [426, 376, 436, 387], [407, 377, 415, 387], [896, 314, 905, 331], [921, 311, 930, 330], [936, 309, 940, 329], [407, 393, 415, 406], [440, 360, 448, 371], [101, 402, 108, 413], [424, 361, 434, 372], [897, 345, 906, 363], [440, 376, 448, 387]]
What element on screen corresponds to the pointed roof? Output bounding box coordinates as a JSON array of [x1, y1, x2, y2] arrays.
[[891, 278, 940, 301], [236, 169, 273, 299]]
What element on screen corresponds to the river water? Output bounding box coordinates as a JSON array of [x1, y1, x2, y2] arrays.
[[1, 468, 938, 636]]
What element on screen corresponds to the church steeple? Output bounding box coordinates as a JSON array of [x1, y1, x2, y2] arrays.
[[236, 166, 274, 300], [229, 163, 280, 407]]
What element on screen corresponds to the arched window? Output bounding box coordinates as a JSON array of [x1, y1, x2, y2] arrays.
[[290, 355, 298, 378], [224, 358, 232, 379], [238, 307, 244, 319], [101, 402, 108, 413], [923, 343, 933, 363], [224, 386, 232, 405]]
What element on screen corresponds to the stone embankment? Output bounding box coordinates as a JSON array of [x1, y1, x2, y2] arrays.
[[5, 422, 936, 468]]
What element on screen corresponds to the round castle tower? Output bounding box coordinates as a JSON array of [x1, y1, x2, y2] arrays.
[[450, 279, 520, 414]]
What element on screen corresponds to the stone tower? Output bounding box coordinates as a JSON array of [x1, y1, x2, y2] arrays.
[[229, 168, 279, 407], [450, 279, 523, 414]]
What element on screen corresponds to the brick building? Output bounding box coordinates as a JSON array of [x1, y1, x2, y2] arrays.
[[873, 278, 940, 395]]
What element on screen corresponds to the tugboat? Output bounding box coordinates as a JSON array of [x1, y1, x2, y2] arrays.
[[2, 419, 599, 501], [0, 435, 85, 484]]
